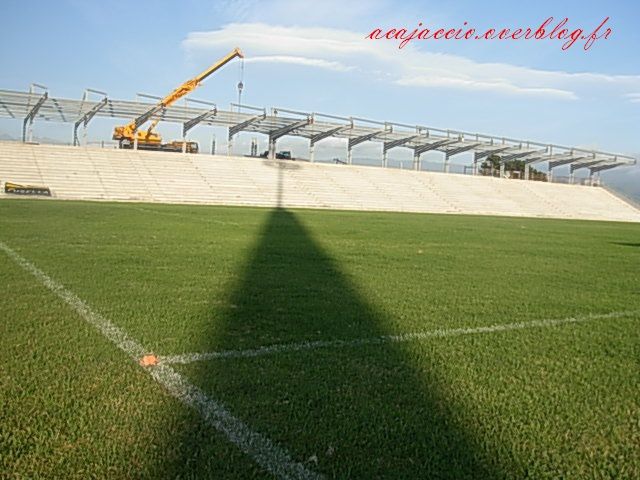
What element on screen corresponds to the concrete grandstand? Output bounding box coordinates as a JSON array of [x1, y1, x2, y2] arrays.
[[1, 87, 639, 222], [1, 141, 639, 222]]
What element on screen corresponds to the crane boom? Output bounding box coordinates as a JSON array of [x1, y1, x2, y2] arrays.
[[113, 47, 244, 150]]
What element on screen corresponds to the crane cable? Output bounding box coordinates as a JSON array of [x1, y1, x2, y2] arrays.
[[237, 57, 245, 111]]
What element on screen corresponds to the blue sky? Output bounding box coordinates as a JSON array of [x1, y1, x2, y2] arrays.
[[1, 0, 639, 196]]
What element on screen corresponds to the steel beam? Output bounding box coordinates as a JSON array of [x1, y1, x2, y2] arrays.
[[183, 106, 217, 136], [589, 162, 624, 174], [268, 118, 311, 142], [1, 88, 636, 174], [51, 98, 67, 122], [570, 159, 604, 173], [411, 138, 459, 171], [444, 143, 481, 158], [22, 92, 48, 142], [500, 149, 543, 162], [383, 135, 420, 154], [472, 146, 513, 175], [132, 99, 165, 132], [380, 134, 420, 167], [522, 155, 549, 166], [272, 107, 310, 117], [312, 112, 352, 123], [309, 124, 351, 163], [443, 143, 480, 173], [518, 150, 551, 164], [413, 138, 458, 156], [228, 113, 267, 140], [473, 145, 512, 162], [309, 125, 351, 147], [73, 97, 108, 146], [266, 118, 311, 159], [346, 129, 388, 165], [549, 154, 590, 170], [0, 100, 15, 118], [516, 149, 552, 180], [230, 102, 266, 114], [348, 129, 386, 149]]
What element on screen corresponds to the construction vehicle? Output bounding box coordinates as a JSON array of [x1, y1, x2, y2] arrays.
[[113, 47, 244, 153], [260, 150, 293, 160]]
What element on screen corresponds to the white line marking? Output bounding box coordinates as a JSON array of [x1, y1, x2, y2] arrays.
[[0, 241, 321, 480], [160, 310, 640, 365]]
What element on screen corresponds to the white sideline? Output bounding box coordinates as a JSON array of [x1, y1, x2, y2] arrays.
[[160, 310, 640, 365], [0, 241, 322, 480]]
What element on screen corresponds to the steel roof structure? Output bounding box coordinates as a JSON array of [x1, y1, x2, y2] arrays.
[[0, 88, 635, 179]]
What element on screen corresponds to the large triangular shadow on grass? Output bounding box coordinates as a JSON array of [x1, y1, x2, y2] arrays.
[[164, 206, 512, 478]]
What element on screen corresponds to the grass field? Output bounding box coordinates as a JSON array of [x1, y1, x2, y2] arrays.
[[1, 198, 639, 479]]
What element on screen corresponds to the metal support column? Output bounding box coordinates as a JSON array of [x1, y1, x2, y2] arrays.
[[22, 93, 48, 142], [443, 143, 479, 174], [589, 162, 623, 178], [309, 125, 350, 163], [347, 129, 386, 166], [73, 97, 108, 146], [382, 135, 419, 169], [267, 118, 311, 159], [227, 113, 266, 156], [471, 146, 511, 176], [569, 159, 602, 185], [548, 153, 587, 182], [182, 106, 217, 153], [411, 138, 458, 171], [268, 138, 276, 159], [183, 107, 217, 137]]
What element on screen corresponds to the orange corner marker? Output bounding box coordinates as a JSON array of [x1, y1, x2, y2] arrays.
[[140, 354, 159, 367]]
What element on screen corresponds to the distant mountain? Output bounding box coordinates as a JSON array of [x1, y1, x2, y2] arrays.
[[31, 136, 70, 145], [0, 133, 70, 145], [0, 132, 71, 145]]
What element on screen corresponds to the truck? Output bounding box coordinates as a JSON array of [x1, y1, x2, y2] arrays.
[[260, 150, 293, 160]]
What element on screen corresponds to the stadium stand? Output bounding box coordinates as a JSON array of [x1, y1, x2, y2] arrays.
[[1, 141, 639, 222]]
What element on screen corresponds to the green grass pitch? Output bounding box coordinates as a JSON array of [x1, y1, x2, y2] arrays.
[[1, 199, 639, 478]]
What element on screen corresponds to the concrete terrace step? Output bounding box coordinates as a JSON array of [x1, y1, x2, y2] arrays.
[[0, 141, 639, 222]]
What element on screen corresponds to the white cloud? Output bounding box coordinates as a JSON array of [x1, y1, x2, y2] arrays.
[[395, 76, 577, 99], [625, 93, 640, 103], [183, 23, 640, 100], [244, 55, 354, 72]]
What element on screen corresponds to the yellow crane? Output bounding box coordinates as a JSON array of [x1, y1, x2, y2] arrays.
[[113, 47, 244, 153]]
